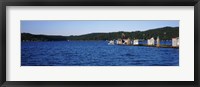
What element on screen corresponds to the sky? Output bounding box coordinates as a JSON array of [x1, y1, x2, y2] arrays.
[[21, 20, 179, 36]]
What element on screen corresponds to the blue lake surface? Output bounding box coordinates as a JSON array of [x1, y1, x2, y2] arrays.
[[21, 41, 179, 66]]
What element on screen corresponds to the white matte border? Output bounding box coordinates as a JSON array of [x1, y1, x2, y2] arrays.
[[6, 6, 194, 81]]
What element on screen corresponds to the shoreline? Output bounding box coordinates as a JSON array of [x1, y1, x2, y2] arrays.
[[117, 44, 179, 49]]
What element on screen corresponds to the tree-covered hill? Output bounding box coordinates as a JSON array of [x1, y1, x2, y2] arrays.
[[21, 26, 179, 41]]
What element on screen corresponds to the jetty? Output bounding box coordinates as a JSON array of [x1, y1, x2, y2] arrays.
[[134, 44, 178, 48]]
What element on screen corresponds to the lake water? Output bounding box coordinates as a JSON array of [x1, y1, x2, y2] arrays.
[[21, 41, 179, 66]]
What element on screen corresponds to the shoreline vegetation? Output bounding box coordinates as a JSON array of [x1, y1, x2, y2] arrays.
[[21, 26, 179, 42]]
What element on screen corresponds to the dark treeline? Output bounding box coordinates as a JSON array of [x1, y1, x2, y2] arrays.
[[21, 26, 179, 41]]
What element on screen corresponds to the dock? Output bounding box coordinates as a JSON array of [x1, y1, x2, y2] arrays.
[[134, 44, 178, 48], [117, 44, 179, 49]]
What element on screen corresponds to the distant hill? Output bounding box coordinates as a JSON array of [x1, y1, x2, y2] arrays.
[[21, 26, 179, 41]]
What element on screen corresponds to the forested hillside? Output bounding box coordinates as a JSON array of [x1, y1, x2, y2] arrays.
[[21, 26, 179, 41]]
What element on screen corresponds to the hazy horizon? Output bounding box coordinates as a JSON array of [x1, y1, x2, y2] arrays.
[[21, 20, 179, 36]]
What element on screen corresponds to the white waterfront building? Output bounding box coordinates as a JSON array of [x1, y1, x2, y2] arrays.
[[108, 40, 115, 45], [147, 37, 155, 45], [124, 38, 131, 45], [172, 37, 179, 47], [133, 39, 139, 45], [116, 39, 123, 45]]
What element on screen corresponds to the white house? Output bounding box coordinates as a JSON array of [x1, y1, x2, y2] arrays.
[[133, 39, 139, 45], [117, 39, 123, 45], [124, 38, 131, 45], [172, 37, 179, 47], [108, 40, 115, 45], [147, 37, 155, 45]]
